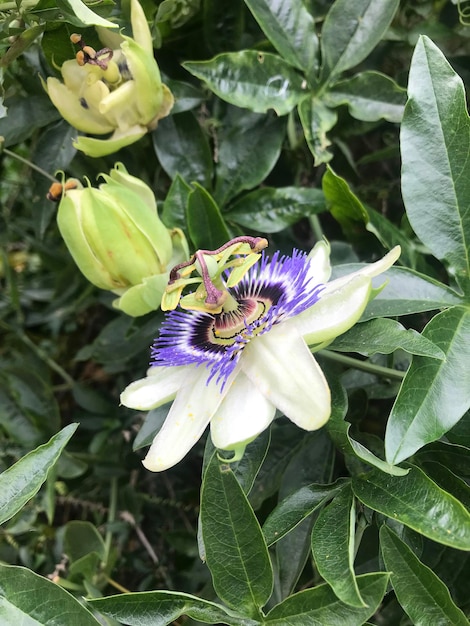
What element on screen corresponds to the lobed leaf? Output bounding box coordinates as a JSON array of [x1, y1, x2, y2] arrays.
[[227, 186, 325, 233], [264, 573, 389, 625], [153, 112, 213, 188], [0, 424, 78, 525], [184, 51, 306, 116], [214, 112, 285, 206], [311, 484, 366, 607], [244, 0, 319, 76], [352, 466, 470, 549], [0, 564, 101, 625], [380, 526, 469, 626], [201, 454, 273, 617], [330, 317, 446, 360], [401, 36, 470, 288], [298, 97, 337, 165], [385, 307, 470, 464], [321, 0, 399, 80], [90, 590, 258, 625], [326, 71, 406, 122], [186, 184, 231, 250]]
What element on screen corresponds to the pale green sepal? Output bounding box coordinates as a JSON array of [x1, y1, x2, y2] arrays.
[[217, 444, 248, 464], [121, 37, 164, 124], [99, 185, 172, 268], [114, 274, 169, 316], [106, 163, 157, 213], [80, 190, 162, 284], [57, 190, 116, 290], [129, 0, 153, 55], [73, 127, 147, 157]]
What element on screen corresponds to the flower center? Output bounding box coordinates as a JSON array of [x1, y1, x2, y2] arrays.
[[211, 298, 269, 345]]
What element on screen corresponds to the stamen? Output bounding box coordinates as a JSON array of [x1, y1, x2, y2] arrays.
[[169, 236, 268, 283], [70, 33, 113, 70]]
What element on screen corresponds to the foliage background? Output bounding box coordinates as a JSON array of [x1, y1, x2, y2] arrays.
[[1, 0, 470, 624]]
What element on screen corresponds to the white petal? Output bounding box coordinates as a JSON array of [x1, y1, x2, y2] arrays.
[[120, 365, 189, 410], [306, 240, 332, 283], [324, 245, 401, 294], [291, 274, 371, 345], [241, 325, 331, 430], [210, 372, 276, 450], [142, 366, 229, 471]]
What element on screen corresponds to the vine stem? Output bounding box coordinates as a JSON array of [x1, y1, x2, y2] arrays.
[[2, 146, 58, 183], [320, 349, 406, 381]]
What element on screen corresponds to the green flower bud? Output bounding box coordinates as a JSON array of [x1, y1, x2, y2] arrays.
[[57, 164, 189, 316], [43, 0, 174, 157]]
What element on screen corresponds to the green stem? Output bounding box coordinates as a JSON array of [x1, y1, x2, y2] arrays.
[[320, 349, 406, 381], [104, 476, 118, 564], [309, 214, 324, 241], [3, 147, 58, 183]]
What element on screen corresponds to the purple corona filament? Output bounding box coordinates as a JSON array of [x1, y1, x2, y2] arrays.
[[151, 250, 324, 389]]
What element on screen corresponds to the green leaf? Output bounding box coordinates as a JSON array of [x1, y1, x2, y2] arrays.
[[275, 431, 335, 600], [415, 441, 470, 478], [226, 186, 325, 232], [64, 521, 107, 580], [321, 0, 399, 80], [232, 429, 271, 495], [330, 265, 464, 319], [32, 120, 78, 237], [57, 0, 117, 27], [214, 112, 285, 205], [263, 480, 346, 546], [186, 184, 231, 249], [326, 71, 406, 122], [203, 0, 246, 54], [385, 307, 470, 464], [184, 51, 306, 116], [298, 97, 337, 165], [312, 484, 365, 607], [0, 564, 101, 625], [243, 0, 319, 76], [161, 174, 192, 231], [89, 591, 259, 626], [420, 461, 470, 511], [380, 526, 469, 626], [0, 24, 45, 68], [264, 573, 389, 625], [153, 112, 214, 187], [325, 371, 408, 477], [0, 424, 78, 525], [323, 166, 373, 232], [330, 318, 446, 359], [0, 95, 60, 147], [201, 454, 273, 617], [401, 36, 470, 287], [365, 205, 418, 270], [352, 466, 470, 549]]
